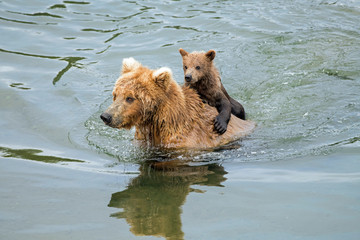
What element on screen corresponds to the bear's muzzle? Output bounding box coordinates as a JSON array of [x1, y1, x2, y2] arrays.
[[100, 112, 112, 125], [185, 74, 192, 83]]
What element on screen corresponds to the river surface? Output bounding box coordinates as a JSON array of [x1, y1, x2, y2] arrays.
[[1, 1, 360, 239]]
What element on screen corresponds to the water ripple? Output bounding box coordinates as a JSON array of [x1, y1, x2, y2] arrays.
[[0, 48, 85, 84], [7, 10, 63, 19], [1, 0, 359, 165], [0, 16, 37, 25], [228, 168, 360, 183]]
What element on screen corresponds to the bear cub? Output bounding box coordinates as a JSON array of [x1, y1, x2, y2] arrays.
[[179, 48, 246, 134]]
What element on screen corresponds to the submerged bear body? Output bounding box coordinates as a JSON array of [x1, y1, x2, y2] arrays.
[[100, 58, 254, 149]]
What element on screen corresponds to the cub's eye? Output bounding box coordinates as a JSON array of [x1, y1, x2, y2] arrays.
[[126, 97, 135, 103], [196, 66, 201, 70], [184, 66, 188, 69]]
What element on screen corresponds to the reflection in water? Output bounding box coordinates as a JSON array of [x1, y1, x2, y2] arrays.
[[63, 1, 90, 4], [52, 56, 85, 85], [7, 10, 63, 19], [0, 48, 85, 85], [9, 82, 31, 90], [0, 146, 84, 163], [108, 161, 227, 240], [0, 16, 37, 25], [48, 4, 66, 9]]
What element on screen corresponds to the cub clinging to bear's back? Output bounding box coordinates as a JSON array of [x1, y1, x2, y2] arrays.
[[179, 48, 246, 134]]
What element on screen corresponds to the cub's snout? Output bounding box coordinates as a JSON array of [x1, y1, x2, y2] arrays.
[[185, 74, 192, 83]]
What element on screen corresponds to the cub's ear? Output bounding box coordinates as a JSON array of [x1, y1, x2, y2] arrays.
[[205, 50, 216, 61], [179, 48, 189, 57], [122, 57, 141, 74], [153, 67, 173, 91]]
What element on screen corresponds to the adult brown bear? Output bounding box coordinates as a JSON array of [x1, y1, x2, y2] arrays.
[[100, 58, 255, 149]]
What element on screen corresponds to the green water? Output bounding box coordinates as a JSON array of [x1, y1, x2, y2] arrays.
[[1, 1, 359, 239]]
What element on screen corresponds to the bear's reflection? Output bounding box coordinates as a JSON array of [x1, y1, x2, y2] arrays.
[[108, 161, 227, 240]]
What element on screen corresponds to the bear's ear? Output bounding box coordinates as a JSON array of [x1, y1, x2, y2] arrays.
[[122, 57, 141, 74], [152, 67, 172, 91], [179, 48, 188, 57], [205, 50, 216, 61]]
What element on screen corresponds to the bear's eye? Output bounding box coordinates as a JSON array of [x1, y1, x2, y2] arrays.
[[126, 97, 135, 103], [184, 66, 188, 70], [196, 66, 201, 70]]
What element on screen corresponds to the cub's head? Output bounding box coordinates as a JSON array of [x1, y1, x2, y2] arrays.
[[179, 48, 216, 85], [100, 58, 174, 129]]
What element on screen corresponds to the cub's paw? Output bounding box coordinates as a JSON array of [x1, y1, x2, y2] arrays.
[[214, 116, 228, 135]]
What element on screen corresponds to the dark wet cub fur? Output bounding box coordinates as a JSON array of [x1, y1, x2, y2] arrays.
[[179, 48, 246, 134]]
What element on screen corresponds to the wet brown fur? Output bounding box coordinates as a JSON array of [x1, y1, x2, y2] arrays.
[[101, 58, 254, 149], [179, 48, 246, 134]]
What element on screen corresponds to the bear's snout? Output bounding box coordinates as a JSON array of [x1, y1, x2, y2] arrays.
[[185, 74, 192, 82], [100, 112, 112, 125]]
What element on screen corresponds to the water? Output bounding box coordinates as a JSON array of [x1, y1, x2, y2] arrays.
[[1, 0, 360, 239]]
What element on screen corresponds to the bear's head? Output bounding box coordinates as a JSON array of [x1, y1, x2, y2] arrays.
[[179, 48, 216, 85], [100, 58, 175, 129]]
